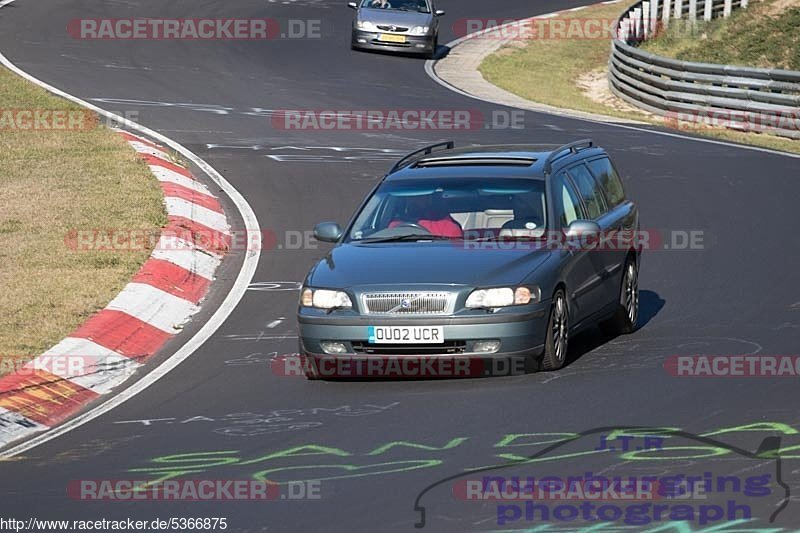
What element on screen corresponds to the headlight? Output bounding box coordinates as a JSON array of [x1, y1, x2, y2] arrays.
[[466, 287, 540, 309], [357, 20, 378, 31], [301, 288, 353, 309], [410, 25, 430, 35]]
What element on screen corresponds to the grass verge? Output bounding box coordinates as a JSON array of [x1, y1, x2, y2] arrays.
[[640, 0, 800, 70], [478, 0, 800, 155], [0, 66, 166, 375]]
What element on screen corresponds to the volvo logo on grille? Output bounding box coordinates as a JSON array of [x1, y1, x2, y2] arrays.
[[363, 292, 452, 315], [390, 25, 398, 32]]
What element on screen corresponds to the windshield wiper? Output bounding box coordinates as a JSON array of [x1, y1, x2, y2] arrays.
[[357, 234, 454, 243], [470, 235, 544, 242]]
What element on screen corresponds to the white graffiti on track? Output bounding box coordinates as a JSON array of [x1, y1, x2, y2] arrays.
[[248, 281, 302, 291], [221, 334, 297, 342], [224, 351, 297, 366], [224, 352, 278, 366], [214, 421, 323, 437], [113, 403, 400, 436]]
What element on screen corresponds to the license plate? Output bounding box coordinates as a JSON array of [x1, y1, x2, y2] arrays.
[[368, 326, 444, 344], [378, 33, 406, 43]]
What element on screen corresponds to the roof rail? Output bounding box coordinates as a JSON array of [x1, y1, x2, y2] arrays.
[[389, 141, 455, 174], [543, 139, 594, 175], [415, 156, 536, 168]]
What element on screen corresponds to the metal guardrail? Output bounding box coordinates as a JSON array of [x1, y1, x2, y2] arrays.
[[608, 0, 800, 139]]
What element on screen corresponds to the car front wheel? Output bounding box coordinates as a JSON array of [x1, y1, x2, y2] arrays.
[[428, 36, 438, 59], [541, 289, 569, 370], [603, 258, 639, 335]]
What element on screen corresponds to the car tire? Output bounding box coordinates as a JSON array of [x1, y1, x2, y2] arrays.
[[428, 36, 438, 59], [541, 289, 569, 371], [603, 258, 639, 335]]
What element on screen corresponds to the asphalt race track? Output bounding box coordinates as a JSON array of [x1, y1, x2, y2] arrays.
[[1, 1, 799, 531]]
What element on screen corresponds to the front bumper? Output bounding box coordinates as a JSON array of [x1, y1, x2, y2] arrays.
[[298, 306, 548, 360], [351, 29, 435, 53]]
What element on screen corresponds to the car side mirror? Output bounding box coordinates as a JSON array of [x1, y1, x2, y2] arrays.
[[565, 220, 601, 248], [314, 222, 343, 243], [434, 9, 446, 16], [347, 2, 358, 9]]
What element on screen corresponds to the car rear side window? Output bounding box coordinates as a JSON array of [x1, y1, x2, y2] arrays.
[[588, 157, 625, 208], [567, 164, 606, 220], [554, 171, 585, 229]]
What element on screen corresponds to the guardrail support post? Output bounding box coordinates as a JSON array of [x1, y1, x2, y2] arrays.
[[674, 0, 683, 18], [663, 0, 672, 27], [643, 1, 652, 38], [703, 0, 713, 19], [723, 0, 733, 17], [633, 7, 642, 41], [741, 0, 749, 7], [618, 16, 629, 42], [651, 0, 660, 30], [688, 0, 698, 22]]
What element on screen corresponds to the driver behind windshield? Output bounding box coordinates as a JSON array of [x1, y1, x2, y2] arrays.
[[389, 193, 463, 238], [366, 0, 429, 11], [403, 0, 430, 11], [502, 193, 544, 231]]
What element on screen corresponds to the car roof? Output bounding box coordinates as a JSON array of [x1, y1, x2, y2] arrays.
[[386, 141, 606, 181]]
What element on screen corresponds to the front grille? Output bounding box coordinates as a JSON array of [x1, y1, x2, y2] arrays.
[[377, 25, 409, 32], [371, 40, 412, 47], [362, 292, 452, 315], [352, 341, 467, 356]]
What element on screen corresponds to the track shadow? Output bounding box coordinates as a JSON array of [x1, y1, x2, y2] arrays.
[[431, 44, 451, 60], [350, 43, 451, 61], [638, 289, 665, 328], [560, 289, 665, 370]]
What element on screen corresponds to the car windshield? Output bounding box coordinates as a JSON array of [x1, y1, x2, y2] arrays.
[[347, 177, 547, 242], [360, 0, 431, 13]]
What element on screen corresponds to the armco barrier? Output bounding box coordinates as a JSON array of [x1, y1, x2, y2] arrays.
[[608, 0, 800, 139]]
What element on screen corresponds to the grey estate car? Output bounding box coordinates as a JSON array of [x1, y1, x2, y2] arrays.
[[348, 0, 444, 58], [299, 140, 640, 378]]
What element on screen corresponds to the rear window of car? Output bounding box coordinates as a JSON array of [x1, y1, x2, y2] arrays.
[[567, 164, 606, 220], [587, 157, 625, 208]]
